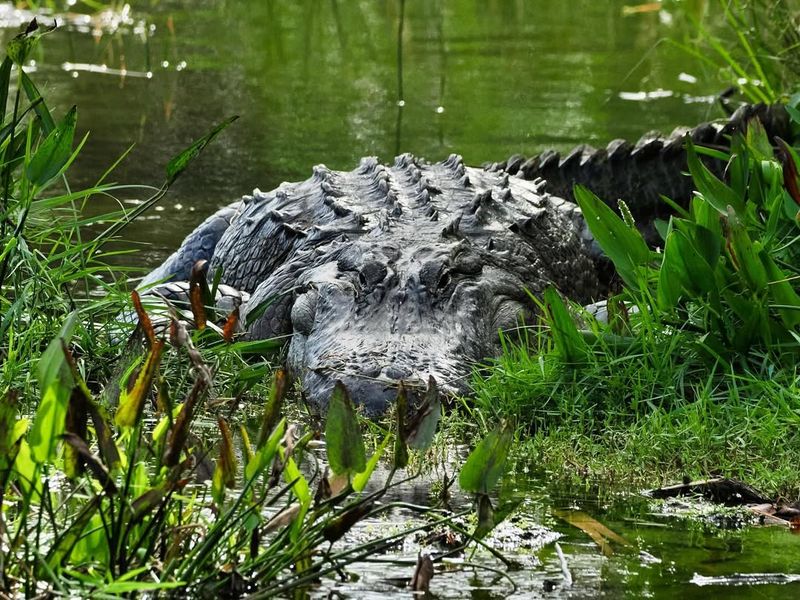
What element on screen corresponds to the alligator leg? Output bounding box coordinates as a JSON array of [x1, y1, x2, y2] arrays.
[[138, 200, 243, 288]]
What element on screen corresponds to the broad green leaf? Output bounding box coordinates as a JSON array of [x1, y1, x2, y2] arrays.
[[26, 105, 77, 188], [0, 56, 11, 124], [544, 287, 589, 363], [761, 251, 800, 328], [574, 185, 650, 289], [29, 312, 77, 463], [657, 225, 683, 310], [115, 340, 164, 428], [686, 139, 745, 215], [283, 452, 312, 541], [0, 391, 21, 472], [73, 513, 108, 566], [100, 581, 185, 594], [284, 455, 311, 505], [672, 229, 717, 296], [745, 120, 774, 160], [674, 219, 722, 270], [166, 115, 238, 185], [325, 381, 366, 476], [47, 496, 102, 568], [690, 196, 723, 241], [353, 432, 390, 493], [20, 70, 55, 134], [13, 438, 40, 499], [726, 207, 768, 293], [459, 422, 514, 495]]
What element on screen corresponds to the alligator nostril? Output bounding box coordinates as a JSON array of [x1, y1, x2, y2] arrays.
[[384, 365, 411, 380]]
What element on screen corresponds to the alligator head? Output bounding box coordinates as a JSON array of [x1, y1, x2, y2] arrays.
[[168, 154, 601, 414]]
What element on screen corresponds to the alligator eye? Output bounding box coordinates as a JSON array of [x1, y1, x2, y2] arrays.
[[437, 270, 452, 290]]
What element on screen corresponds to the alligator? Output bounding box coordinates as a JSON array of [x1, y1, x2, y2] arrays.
[[140, 103, 790, 414]]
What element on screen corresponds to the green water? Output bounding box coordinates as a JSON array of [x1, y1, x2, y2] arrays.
[[2, 0, 728, 267], [6, 1, 800, 597]]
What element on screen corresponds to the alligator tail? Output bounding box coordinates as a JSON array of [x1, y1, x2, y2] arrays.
[[486, 103, 792, 239]]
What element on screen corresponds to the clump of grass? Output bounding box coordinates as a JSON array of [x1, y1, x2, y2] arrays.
[[475, 110, 800, 495], [674, 0, 800, 103]]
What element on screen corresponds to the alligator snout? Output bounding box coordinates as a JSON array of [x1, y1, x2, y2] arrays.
[[299, 367, 430, 416]]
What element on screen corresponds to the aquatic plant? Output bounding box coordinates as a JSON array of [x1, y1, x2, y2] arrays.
[[674, 0, 800, 103]]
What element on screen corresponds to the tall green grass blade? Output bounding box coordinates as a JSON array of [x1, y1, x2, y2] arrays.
[[686, 139, 745, 216], [166, 115, 238, 185], [20, 70, 55, 134], [543, 286, 589, 363], [26, 105, 76, 187]]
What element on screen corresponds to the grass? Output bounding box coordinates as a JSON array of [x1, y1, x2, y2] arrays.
[[474, 337, 800, 496], [672, 0, 800, 104], [474, 62, 800, 497], [2, 1, 800, 594]]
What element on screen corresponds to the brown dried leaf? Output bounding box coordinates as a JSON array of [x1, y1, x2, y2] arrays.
[[131, 289, 156, 346], [61, 432, 117, 496], [263, 502, 301, 533], [189, 260, 208, 329], [162, 377, 208, 468], [222, 307, 239, 342], [552, 509, 630, 557]]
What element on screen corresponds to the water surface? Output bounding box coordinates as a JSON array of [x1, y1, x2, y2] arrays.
[[1, 0, 727, 268]]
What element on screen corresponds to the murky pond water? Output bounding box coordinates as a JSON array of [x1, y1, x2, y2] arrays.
[[1, 0, 729, 268], [6, 1, 799, 597], [312, 466, 800, 599]]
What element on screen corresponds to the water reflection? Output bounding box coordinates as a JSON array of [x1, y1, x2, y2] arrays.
[[1, 1, 725, 269]]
